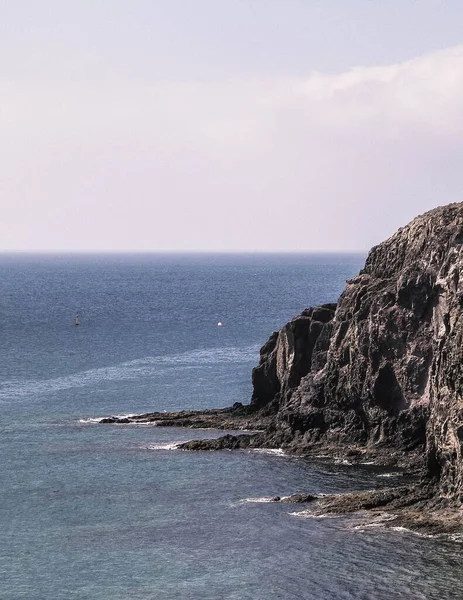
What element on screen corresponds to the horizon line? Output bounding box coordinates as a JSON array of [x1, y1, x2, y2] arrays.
[[0, 249, 368, 255]]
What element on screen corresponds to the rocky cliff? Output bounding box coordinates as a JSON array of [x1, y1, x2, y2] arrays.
[[251, 203, 463, 504], [103, 203, 463, 516]]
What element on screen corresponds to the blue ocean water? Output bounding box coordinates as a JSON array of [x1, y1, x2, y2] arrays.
[[1, 253, 462, 600]]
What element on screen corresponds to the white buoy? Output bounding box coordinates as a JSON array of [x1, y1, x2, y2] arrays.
[[217, 322, 223, 327]]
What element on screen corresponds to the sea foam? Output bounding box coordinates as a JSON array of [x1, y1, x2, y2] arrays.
[[143, 443, 181, 450], [251, 448, 286, 457]]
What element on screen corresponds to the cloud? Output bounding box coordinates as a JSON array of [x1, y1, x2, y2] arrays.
[[1, 46, 463, 250], [299, 45, 463, 134]]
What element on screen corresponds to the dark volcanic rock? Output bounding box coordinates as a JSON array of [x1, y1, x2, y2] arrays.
[[100, 203, 463, 515], [177, 432, 269, 451], [250, 203, 463, 504], [251, 303, 337, 410], [97, 407, 270, 431], [280, 493, 317, 503]]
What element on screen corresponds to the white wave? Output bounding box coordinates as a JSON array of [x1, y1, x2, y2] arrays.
[[237, 497, 278, 504], [334, 458, 353, 465], [377, 473, 398, 478], [251, 448, 286, 456], [351, 523, 383, 531], [290, 511, 334, 519], [113, 413, 138, 419], [144, 443, 181, 450], [350, 513, 398, 531], [351, 522, 435, 538], [0, 344, 260, 401], [389, 526, 434, 538], [347, 514, 439, 538], [78, 415, 160, 425]]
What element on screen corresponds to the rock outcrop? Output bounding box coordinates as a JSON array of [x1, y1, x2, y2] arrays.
[[251, 203, 463, 504], [100, 203, 463, 515]]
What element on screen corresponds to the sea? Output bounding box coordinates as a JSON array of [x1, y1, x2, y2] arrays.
[[1, 253, 463, 600]]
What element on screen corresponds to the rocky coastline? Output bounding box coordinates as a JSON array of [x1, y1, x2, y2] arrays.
[[101, 203, 463, 534]]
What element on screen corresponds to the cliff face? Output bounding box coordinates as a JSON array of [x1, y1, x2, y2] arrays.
[[251, 203, 463, 503]]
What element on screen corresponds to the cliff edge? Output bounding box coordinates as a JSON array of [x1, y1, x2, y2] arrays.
[[102, 203, 463, 521], [251, 202, 463, 505]]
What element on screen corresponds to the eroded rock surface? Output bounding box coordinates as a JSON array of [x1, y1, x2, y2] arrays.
[[250, 203, 463, 505]]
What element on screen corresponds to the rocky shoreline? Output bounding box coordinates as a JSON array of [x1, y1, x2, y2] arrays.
[[98, 404, 267, 431], [100, 203, 463, 535], [99, 405, 423, 468], [99, 407, 462, 535], [99, 405, 446, 533]]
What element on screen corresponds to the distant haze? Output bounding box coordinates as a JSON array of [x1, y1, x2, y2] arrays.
[[1, 1, 463, 252]]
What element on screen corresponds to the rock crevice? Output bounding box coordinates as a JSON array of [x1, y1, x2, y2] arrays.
[[250, 203, 463, 504]]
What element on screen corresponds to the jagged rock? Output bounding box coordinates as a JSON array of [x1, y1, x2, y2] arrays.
[[178, 433, 266, 451], [97, 408, 271, 431], [251, 303, 337, 410], [251, 203, 463, 504], [280, 493, 317, 503], [100, 203, 463, 513]]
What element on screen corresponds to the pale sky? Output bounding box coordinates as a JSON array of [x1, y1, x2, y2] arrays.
[[1, 0, 463, 251]]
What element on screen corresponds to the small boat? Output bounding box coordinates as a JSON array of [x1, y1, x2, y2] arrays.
[[74, 313, 79, 326]]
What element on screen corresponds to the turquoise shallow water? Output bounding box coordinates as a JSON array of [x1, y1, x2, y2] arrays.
[[1, 253, 463, 600]]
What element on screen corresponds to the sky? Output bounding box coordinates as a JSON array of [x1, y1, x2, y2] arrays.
[[1, 0, 463, 252]]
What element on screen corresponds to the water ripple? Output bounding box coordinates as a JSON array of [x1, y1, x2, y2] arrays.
[[0, 344, 260, 401]]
